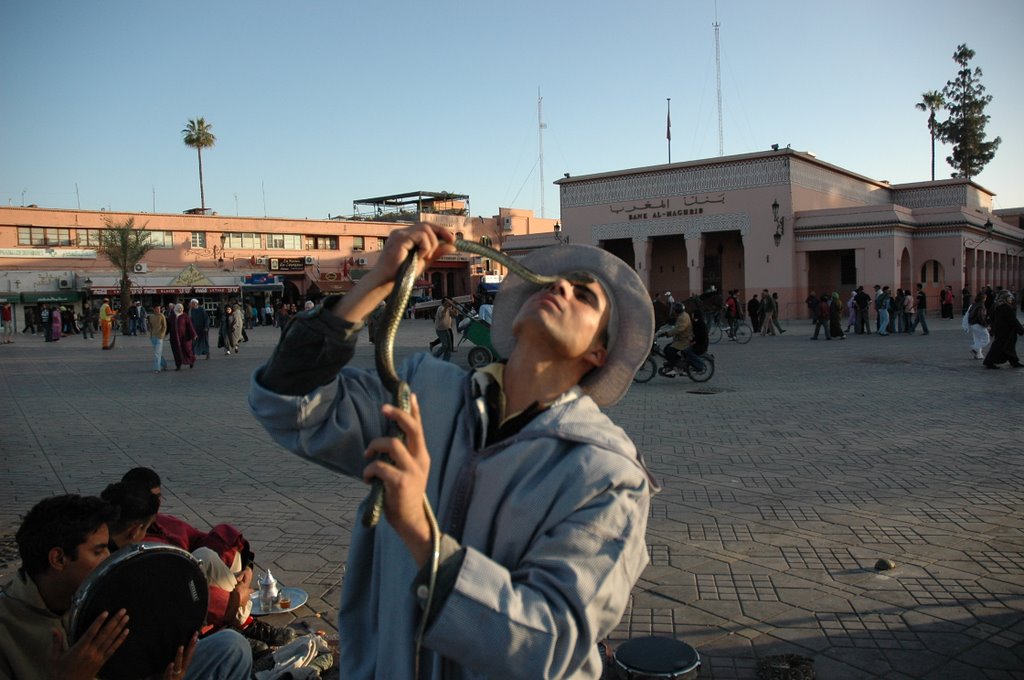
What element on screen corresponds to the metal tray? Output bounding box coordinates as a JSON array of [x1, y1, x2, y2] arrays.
[[249, 586, 308, 615]]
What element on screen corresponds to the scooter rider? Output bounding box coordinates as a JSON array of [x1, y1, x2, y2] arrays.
[[658, 303, 708, 377]]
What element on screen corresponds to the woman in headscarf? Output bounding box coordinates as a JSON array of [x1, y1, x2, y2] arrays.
[[982, 290, 1024, 369], [829, 292, 846, 339], [968, 292, 990, 360], [845, 290, 857, 333], [166, 303, 182, 369], [50, 306, 62, 341], [174, 303, 198, 369], [222, 304, 238, 355]]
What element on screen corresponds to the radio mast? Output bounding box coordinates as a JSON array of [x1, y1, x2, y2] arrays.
[[538, 88, 547, 218], [714, 5, 724, 156]]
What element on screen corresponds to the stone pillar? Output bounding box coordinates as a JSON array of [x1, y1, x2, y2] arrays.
[[684, 234, 703, 298], [632, 236, 652, 292]]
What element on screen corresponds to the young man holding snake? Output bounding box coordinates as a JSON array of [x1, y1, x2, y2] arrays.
[[250, 222, 656, 679]]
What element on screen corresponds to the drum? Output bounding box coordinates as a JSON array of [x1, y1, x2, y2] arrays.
[[69, 543, 208, 680], [612, 636, 701, 680]]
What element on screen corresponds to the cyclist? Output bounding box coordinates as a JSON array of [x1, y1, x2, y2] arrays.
[[660, 303, 708, 376], [725, 290, 740, 339]]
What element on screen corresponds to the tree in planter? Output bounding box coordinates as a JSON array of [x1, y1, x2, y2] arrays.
[[936, 44, 1001, 179], [97, 217, 155, 333], [182, 117, 217, 210], [914, 90, 945, 181]]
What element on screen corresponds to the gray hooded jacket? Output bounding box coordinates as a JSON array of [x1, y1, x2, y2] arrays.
[[249, 334, 652, 679]]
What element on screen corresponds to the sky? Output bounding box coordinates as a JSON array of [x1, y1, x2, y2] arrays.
[[2, 1, 1022, 221]]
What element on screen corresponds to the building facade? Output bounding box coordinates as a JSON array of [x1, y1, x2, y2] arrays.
[[0, 201, 557, 326], [553, 149, 1024, 319]]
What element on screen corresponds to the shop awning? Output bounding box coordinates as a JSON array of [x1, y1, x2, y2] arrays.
[[20, 291, 83, 303], [0, 293, 21, 304], [241, 283, 285, 292], [307, 271, 353, 293], [89, 286, 240, 296]]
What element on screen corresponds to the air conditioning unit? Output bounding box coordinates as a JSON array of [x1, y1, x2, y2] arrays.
[[59, 278, 72, 289], [134, 263, 148, 273], [256, 256, 268, 265], [303, 256, 315, 265], [356, 257, 368, 266]]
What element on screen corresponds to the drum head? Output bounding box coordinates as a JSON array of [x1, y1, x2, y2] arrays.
[[70, 543, 208, 680], [613, 636, 700, 678]]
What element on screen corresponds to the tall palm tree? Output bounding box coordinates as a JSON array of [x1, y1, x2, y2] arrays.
[[915, 91, 945, 181], [182, 117, 217, 210]]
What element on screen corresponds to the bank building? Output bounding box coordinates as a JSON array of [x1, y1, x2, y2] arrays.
[[517, 147, 1023, 318]]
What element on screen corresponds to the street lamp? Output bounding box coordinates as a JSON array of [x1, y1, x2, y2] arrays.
[[771, 200, 785, 247], [964, 218, 994, 249], [215, 233, 227, 263], [553, 221, 569, 245]]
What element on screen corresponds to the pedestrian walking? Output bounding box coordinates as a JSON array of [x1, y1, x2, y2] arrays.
[[967, 293, 990, 360], [982, 290, 1024, 369], [189, 299, 211, 360], [99, 298, 117, 349], [910, 283, 930, 335], [1, 302, 13, 344], [149, 304, 168, 372]]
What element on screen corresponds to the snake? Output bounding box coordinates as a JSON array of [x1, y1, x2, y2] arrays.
[[362, 238, 585, 528], [360, 237, 588, 676]]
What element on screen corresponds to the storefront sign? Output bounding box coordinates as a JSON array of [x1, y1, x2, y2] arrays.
[[0, 248, 98, 259], [609, 194, 723, 221], [170, 263, 215, 286], [20, 292, 83, 303], [269, 257, 306, 272], [245, 273, 276, 285], [90, 286, 240, 295]]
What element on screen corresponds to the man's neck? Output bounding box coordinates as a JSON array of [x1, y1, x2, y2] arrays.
[[31, 572, 71, 615], [503, 351, 587, 416]]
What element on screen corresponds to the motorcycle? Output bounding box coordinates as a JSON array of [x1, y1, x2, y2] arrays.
[[633, 339, 715, 384]]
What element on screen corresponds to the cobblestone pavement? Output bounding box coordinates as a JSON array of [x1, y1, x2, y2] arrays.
[[1, 314, 1022, 678]]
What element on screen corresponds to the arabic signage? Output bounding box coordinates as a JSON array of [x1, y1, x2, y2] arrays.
[[0, 248, 98, 259], [610, 194, 725, 221], [269, 257, 306, 272]]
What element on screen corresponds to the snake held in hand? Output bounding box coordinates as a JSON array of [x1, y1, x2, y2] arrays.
[[362, 238, 574, 529]]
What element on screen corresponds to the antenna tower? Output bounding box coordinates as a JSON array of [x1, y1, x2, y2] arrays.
[[538, 88, 547, 218], [714, 7, 724, 156]]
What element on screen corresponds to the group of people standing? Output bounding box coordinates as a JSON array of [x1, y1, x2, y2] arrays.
[[14, 303, 91, 343], [146, 299, 213, 372], [841, 283, 932, 337]]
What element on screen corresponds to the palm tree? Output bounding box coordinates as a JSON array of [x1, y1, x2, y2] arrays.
[[182, 117, 217, 210], [97, 217, 156, 332], [915, 91, 945, 181]]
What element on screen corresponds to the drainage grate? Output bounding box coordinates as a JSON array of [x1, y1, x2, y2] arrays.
[[686, 386, 730, 395]]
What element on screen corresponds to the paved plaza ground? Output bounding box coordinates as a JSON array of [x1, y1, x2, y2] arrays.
[[1, 312, 1022, 679]]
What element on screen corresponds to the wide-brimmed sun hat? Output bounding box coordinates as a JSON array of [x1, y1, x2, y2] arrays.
[[491, 244, 654, 407]]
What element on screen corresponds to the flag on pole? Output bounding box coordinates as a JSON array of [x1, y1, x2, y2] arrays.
[[666, 106, 672, 141]]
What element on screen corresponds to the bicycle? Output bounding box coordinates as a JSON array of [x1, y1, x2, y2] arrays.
[[633, 339, 715, 383], [708, 317, 752, 344]]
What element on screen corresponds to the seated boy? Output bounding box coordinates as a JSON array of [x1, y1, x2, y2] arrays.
[[0, 494, 252, 680]]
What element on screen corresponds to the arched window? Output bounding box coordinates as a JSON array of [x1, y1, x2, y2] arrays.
[[480, 236, 492, 248], [919, 260, 943, 284]]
